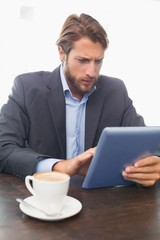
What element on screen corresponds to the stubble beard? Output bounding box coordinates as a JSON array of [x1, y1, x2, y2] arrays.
[[64, 65, 98, 97]]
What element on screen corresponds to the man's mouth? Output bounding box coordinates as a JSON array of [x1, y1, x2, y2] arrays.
[[82, 79, 94, 86]]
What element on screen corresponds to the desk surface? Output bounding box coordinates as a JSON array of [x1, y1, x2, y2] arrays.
[[1, 173, 160, 240]]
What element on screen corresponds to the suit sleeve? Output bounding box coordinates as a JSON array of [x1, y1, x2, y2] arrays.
[[0, 75, 51, 179]]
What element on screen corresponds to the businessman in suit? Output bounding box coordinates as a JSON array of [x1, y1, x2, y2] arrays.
[[0, 13, 160, 187]]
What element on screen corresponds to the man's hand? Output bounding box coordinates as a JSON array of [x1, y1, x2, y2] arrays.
[[122, 156, 160, 187], [52, 147, 96, 176]]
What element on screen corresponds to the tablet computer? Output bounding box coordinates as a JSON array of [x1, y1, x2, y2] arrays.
[[82, 126, 160, 189]]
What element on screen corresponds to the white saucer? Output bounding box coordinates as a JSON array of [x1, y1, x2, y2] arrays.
[[19, 196, 82, 221]]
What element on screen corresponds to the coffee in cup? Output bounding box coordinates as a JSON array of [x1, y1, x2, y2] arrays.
[[25, 171, 70, 214]]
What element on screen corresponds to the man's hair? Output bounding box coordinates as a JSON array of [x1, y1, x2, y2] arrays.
[[56, 13, 109, 54]]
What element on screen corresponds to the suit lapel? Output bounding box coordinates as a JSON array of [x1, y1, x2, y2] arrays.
[[45, 68, 66, 157], [85, 88, 104, 150]]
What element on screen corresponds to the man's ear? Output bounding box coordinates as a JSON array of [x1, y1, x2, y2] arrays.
[[58, 46, 65, 63]]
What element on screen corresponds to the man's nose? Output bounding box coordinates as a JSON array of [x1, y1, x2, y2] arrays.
[[86, 62, 97, 77]]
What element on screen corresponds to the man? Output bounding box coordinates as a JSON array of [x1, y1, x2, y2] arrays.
[[0, 13, 159, 187]]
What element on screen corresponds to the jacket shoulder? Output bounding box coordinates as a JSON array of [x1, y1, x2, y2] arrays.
[[97, 75, 126, 91], [13, 67, 61, 90]]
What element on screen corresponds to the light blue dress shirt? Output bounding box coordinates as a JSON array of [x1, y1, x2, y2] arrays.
[[36, 65, 95, 172]]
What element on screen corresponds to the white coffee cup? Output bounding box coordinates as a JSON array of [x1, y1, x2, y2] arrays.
[[25, 171, 70, 214]]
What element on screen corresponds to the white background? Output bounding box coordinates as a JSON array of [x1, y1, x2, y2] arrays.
[[0, 0, 160, 126]]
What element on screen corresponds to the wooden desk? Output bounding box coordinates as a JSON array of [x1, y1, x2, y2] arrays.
[[1, 173, 160, 240]]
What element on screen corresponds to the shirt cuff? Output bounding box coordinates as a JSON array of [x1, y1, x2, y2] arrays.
[[36, 158, 61, 172]]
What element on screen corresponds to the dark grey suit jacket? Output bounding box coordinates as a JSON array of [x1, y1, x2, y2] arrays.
[[0, 66, 145, 178]]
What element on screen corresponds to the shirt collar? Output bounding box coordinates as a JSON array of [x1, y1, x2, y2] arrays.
[[60, 64, 96, 98], [60, 65, 70, 92]]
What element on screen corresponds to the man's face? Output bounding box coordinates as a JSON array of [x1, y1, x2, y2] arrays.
[[59, 37, 105, 100]]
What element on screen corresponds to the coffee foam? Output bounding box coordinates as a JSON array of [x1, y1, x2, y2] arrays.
[[34, 172, 68, 182]]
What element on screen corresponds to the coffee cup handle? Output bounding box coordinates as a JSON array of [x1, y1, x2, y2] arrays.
[[25, 175, 35, 196]]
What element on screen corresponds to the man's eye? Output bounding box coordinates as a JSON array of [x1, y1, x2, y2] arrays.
[[77, 59, 103, 64], [78, 59, 89, 63], [95, 59, 103, 64]]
